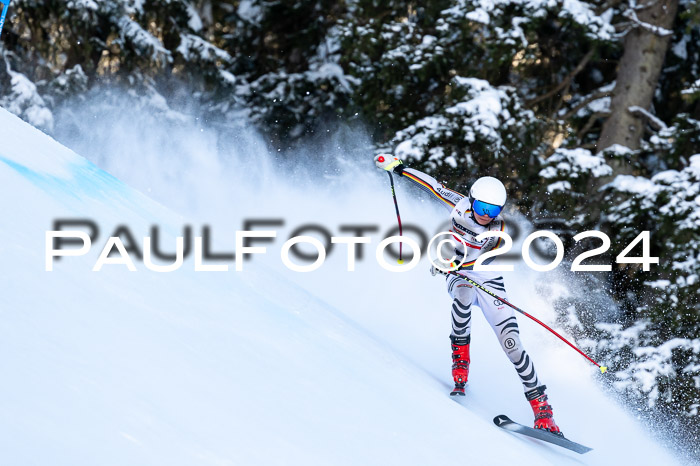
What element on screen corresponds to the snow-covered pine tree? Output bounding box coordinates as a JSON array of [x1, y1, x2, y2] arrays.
[[338, 0, 616, 193], [0, 0, 233, 129], [541, 2, 700, 452], [214, 0, 355, 144]]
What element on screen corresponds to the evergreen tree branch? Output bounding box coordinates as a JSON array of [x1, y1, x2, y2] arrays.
[[577, 111, 611, 144], [595, 0, 626, 15], [623, 9, 674, 36], [527, 49, 595, 107], [560, 89, 614, 121], [628, 105, 668, 131]]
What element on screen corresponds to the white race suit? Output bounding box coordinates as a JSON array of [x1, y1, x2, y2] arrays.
[[395, 165, 541, 391]]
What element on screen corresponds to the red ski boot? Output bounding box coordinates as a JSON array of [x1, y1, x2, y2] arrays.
[[450, 335, 470, 396], [525, 385, 562, 436]]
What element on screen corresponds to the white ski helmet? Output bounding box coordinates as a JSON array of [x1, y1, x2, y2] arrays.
[[470, 176, 507, 212]]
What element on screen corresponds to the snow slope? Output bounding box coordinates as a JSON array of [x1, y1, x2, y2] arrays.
[[0, 106, 689, 465]]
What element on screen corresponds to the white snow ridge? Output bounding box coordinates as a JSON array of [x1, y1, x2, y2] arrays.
[[0, 106, 689, 465]]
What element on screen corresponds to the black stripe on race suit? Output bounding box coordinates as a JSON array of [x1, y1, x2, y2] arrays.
[[481, 281, 505, 291], [452, 303, 472, 320], [500, 322, 520, 336], [512, 352, 541, 388], [515, 353, 530, 373], [513, 350, 526, 366], [520, 365, 538, 384], [482, 277, 504, 286], [496, 316, 516, 327], [454, 299, 470, 311], [452, 299, 472, 335], [453, 316, 471, 327], [452, 320, 470, 335], [484, 280, 505, 287], [447, 276, 459, 294], [523, 377, 540, 388], [516, 355, 538, 379]]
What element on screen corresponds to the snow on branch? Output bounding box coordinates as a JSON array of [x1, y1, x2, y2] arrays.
[[539, 147, 613, 180], [177, 34, 232, 64], [392, 78, 526, 165], [682, 79, 700, 96], [118, 17, 172, 63], [622, 9, 673, 36], [628, 105, 668, 131], [0, 68, 54, 131]]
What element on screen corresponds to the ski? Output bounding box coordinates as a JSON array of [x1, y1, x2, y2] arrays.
[[493, 414, 592, 454]]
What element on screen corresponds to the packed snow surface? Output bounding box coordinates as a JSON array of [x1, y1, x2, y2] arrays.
[[0, 107, 688, 465]]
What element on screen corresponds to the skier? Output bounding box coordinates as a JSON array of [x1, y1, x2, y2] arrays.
[[374, 154, 562, 436]]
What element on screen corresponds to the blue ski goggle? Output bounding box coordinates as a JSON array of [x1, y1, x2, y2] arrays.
[[471, 199, 503, 218]]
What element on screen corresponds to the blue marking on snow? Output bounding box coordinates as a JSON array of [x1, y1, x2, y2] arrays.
[[0, 155, 81, 201], [0, 154, 134, 204]]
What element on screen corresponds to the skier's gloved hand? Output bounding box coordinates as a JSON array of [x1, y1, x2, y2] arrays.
[[430, 258, 458, 277], [374, 154, 404, 173], [430, 264, 448, 277]]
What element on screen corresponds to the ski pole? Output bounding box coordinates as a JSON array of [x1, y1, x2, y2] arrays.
[[447, 270, 608, 374], [386, 171, 404, 264]]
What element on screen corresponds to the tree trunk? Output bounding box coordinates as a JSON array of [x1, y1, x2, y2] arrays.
[[596, 0, 679, 165]]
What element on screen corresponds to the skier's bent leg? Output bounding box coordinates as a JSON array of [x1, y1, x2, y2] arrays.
[[446, 274, 475, 391], [447, 274, 474, 338], [473, 279, 562, 433], [474, 280, 541, 392]]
